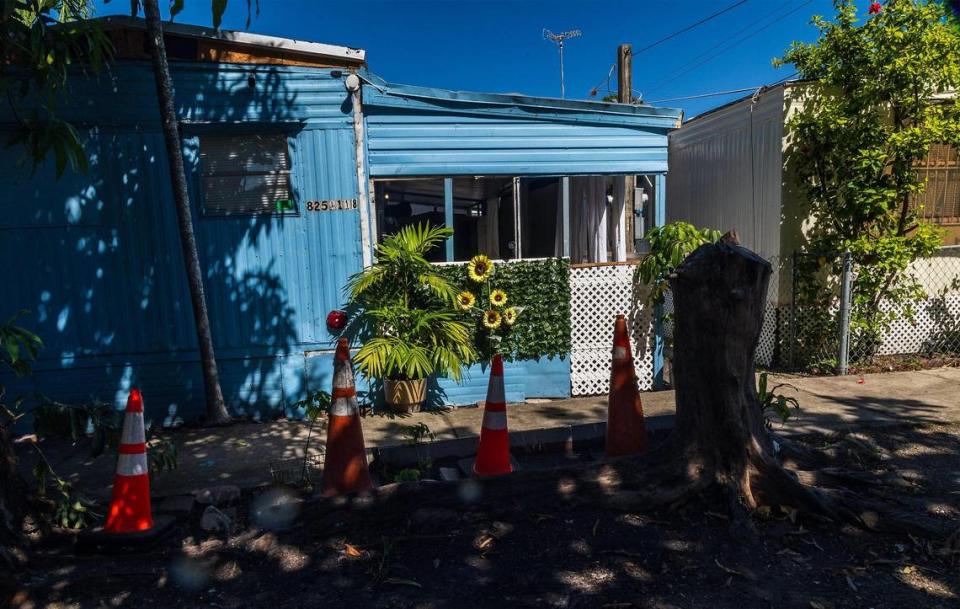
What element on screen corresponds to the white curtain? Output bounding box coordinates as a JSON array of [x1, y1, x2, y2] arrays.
[[554, 179, 565, 258], [610, 177, 627, 262], [569, 176, 609, 263]]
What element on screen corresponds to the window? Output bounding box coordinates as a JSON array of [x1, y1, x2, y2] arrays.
[[519, 177, 561, 259], [373, 178, 449, 262], [912, 143, 960, 222], [373, 177, 518, 262], [372, 175, 632, 264], [199, 133, 294, 216], [453, 177, 517, 262]]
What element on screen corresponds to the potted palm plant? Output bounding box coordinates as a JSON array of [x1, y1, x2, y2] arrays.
[[345, 223, 477, 412]]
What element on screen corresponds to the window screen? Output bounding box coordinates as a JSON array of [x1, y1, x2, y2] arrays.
[[199, 134, 295, 216], [912, 143, 960, 221]]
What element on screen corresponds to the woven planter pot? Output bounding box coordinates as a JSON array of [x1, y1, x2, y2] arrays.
[[384, 378, 427, 413]]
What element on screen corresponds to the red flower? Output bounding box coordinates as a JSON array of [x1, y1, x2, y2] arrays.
[[326, 309, 348, 331], [869, 1, 881, 14]]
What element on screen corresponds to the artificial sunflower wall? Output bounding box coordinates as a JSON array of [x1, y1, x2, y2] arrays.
[[440, 256, 571, 361]]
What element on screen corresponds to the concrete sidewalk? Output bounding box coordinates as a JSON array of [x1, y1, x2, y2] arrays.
[[771, 367, 960, 435], [23, 367, 960, 500]]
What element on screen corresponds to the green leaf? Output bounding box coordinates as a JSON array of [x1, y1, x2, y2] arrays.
[[212, 0, 228, 28]]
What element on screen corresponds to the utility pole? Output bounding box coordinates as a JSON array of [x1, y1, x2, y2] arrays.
[[543, 28, 581, 98], [617, 44, 638, 258], [617, 44, 632, 104]]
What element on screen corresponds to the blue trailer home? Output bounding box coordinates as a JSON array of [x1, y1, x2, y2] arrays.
[[2, 18, 681, 424], [358, 75, 681, 402]]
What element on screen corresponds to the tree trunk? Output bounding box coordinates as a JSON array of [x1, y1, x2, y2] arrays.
[[670, 235, 775, 506], [667, 234, 852, 520], [142, 0, 230, 425]]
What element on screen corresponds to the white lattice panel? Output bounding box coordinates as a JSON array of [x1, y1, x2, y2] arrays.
[[870, 251, 960, 356], [756, 274, 782, 366], [874, 295, 960, 356], [570, 264, 653, 396], [756, 303, 778, 366]]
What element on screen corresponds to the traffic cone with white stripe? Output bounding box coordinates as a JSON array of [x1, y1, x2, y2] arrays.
[[105, 388, 154, 533], [606, 315, 648, 457], [321, 339, 373, 496], [473, 355, 513, 477], [77, 389, 173, 552]]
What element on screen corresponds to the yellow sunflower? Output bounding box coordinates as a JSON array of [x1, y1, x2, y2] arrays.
[[467, 254, 494, 283], [456, 291, 476, 310], [503, 307, 518, 326], [482, 310, 502, 330], [489, 289, 508, 308]]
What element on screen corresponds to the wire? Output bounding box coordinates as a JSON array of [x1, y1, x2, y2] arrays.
[[646, 86, 767, 104], [769, 70, 801, 86], [645, 72, 799, 104], [587, 0, 748, 98], [588, 63, 616, 98], [641, 0, 813, 98], [632, 0, 750, 57]]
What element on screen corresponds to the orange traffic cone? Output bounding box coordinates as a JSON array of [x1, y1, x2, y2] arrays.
[[77, 390, 173, 552], [606, 315, 648, 457], [321, 339, 373, 496], [473, 355, 513, 476], [105, 389, 153, 533]]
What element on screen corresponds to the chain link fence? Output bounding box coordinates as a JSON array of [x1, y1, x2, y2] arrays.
[[769, 246, 960, 373]]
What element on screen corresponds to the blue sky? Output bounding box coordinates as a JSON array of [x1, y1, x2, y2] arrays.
[[97, 0, 841, 116]]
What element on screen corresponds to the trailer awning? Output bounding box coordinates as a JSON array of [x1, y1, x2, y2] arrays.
[[361, 72, 682, 178]]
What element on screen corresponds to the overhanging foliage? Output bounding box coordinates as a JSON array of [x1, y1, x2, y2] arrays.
[[778, 0, 960, 359]]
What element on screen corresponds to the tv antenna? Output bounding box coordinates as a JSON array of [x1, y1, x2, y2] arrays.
[[543, 28, 581, 99]]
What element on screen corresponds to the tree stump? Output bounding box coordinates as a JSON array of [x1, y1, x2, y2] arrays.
[[663, 237, 854, 519], [669, 236, 775, 507]]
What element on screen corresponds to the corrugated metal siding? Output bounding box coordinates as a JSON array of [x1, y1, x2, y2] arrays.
[[364, 89, 674, 177], [522, 357, 571, 399], [438, 361, 526, 406], [667, 86, 785, 298], [434, 356, 570, 405], [0, 62, 360, 421], [1, 63, 354, 128]]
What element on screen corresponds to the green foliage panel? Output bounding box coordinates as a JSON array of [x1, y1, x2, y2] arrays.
[[437, 259, 572, 361]]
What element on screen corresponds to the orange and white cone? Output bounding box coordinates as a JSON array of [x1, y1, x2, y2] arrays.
[[321, 339, 373, 496], [104, 389, 154, 534], [606, 315, 648, 457], [473, 355, 513, 477]]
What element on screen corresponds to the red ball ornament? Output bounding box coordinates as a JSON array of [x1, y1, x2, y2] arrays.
[[326, 309, 348, 331], [869, 1, 881, 14]]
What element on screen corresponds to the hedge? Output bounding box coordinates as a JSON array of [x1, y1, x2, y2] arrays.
[[437, 258, 571, 362]]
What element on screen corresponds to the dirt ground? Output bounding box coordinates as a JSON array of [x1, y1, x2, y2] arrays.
[[10, 417, 960, 609]]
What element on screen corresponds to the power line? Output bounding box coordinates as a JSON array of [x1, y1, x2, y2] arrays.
[[640, 0, 813, 98], [645, 72, 799, 104], [632, 0, 750, 57], [646, 86, 768, 104], [588, 0, 749, 98]]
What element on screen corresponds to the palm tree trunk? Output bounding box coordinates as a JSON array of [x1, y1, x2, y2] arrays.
[[142, 0, 230, 425]]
